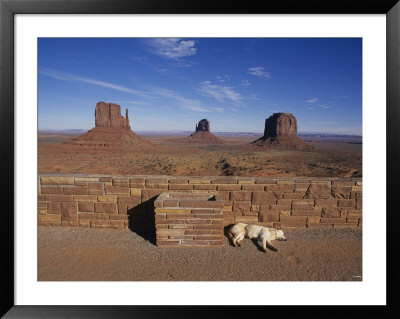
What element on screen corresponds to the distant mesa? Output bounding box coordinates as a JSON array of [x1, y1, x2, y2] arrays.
[[62, 101, 156, 151], [252, 113, 312, 150], [172, 119, 224, 144], [195, 119, 210, 132]]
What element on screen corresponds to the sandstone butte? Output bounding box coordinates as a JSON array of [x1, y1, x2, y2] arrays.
[[252, 113, 312, 150], [173, 119, 224, 144], [61, 101, 156, 152]]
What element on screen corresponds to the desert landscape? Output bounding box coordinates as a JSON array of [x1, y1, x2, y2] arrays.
[[38, 103, 361, 177], [37, 37, 364, 287]]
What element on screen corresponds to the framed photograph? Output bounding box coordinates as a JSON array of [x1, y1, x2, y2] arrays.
[[1, 0, 398, 317]]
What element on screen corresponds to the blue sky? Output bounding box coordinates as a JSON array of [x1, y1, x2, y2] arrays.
[[38, 38, 362, 134]]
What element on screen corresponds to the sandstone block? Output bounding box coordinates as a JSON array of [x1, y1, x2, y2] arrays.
[[331, 187, 352, 199], [282, 192, 304, 199], [259, 211, 280, 222], [237, 179, 255, 184], [78, 202, 94, 212], [193, 184, 217, 190], [252, 191, 276, 205], [315, 199, 338, 207], [291, 200, 314, 210], [105, 185, 130, 195], [234, 216, 258, 223], [60, 202, 78, 222], [338, 199, 356, 208], [241, 184, 265, 191], [179, 200, 223, 208], [217, 184, 241, 191], [41, 186, 63, 194], [347, 210, 362, 217], [39, 214, 61, 223], [280, 215, 307, 223], [97, 195, 118, 202], [91, 220, 125, 229], [295, 183, 311, 191], [94, 203, 118, 214], [304, 183, 331, 199], [38, 201, 47, 210], [51, 194, 73, 202], [169, 178, 189, 184], [265, 184, 294, 192], [230, 191, 252, 201], [112, 178, 130, 187], [79, 220, 91, 227], [331, 181, 355, 186], [38, 194, 51, 201], [109, 214, 129, 221], [155, 208, 191, 214], [232, 201, 251, 212], [211, 178, 237, 184], [117, 196, 141, 205], [322, 207, 341, 218], [320, 217, 346, 224], [75, 177, 99, 183], [307, 216, 321, 224], [254, 178, 276, 184], [63, 186, 88, 195], [73, 195, 97, 202], [78, 213, 109, 220], [40, 176, 74, 185], [169, 184, 193, 190], [292, 209, 321, 216]]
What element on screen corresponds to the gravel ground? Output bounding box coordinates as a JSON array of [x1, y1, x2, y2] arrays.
[[38, 226, 362, 281]]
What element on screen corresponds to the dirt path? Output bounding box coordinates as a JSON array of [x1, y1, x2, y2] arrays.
[[38, 227, 362, 281]]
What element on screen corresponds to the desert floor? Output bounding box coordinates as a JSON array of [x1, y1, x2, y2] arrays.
[[38, 133, 362, 177], [38, 226, 362, 281]]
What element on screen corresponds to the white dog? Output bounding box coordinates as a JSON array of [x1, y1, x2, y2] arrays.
[[228, 223, 287, 252]]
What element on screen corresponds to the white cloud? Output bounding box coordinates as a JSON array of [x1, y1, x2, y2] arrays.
[[305, 97, 319, 103], [241, 79, 252, 86], [319, 105, 330, 109], [151, 87, 211, 113], [39, 68, 151, 98], [248, 67, 271, 79], [198, 81, 243, 103], [146, 38, 197, 60], [40, 67, 211, 113], [216, 75, 231, 83]]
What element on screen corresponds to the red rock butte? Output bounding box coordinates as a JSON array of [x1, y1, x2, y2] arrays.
[[62, 102, 156, 152], [95, 102, 130, 129], [252, 113, 312, 150], [173, 119, 224, 144]]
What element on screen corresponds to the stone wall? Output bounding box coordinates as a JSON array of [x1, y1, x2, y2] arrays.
[[154, 192, 224, 247], [38, 175, 362, 230]]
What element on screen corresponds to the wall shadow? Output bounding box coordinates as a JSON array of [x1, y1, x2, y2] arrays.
[[127, 196, 157, 246], [224, 224, 234, 247]]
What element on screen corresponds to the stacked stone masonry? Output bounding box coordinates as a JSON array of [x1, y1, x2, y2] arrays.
[[38, 175, 362, 231], [154, 192, 224, 247]]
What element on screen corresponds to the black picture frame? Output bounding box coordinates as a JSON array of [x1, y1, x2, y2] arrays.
[[1, 0, 399, 318]]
